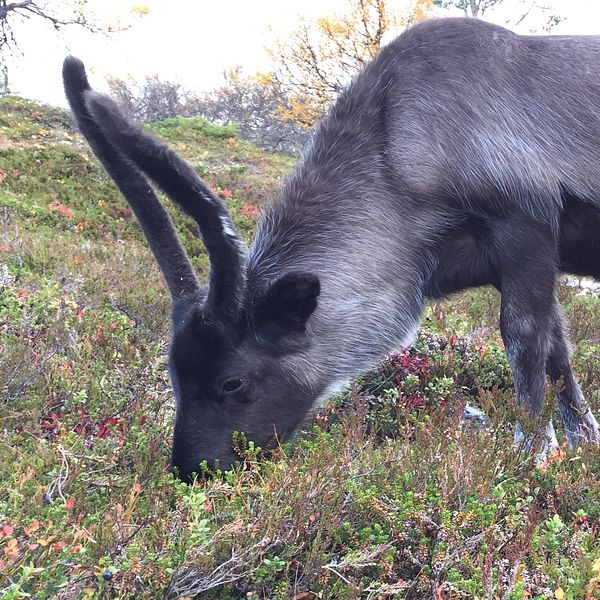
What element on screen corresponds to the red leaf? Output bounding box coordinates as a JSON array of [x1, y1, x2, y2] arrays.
[[2, 525, 14, 537], [241, 203, 260, 219]]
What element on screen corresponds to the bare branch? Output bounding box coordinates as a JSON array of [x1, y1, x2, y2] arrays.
[[435, 0, 564, 31], [0, 0, 125, 54]]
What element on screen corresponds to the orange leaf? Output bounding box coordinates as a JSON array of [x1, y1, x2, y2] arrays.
[[4, 538, 19, 556], [436, 583, 452, 600], [215, 187, 233, 199], [24, 521, 40, 536]]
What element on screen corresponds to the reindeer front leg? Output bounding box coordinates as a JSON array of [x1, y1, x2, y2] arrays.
[[493, 218, 559, 460], [429, 213, 600, 450]]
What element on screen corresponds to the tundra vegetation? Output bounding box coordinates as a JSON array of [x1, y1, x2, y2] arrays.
[[0, 96, 599, 599]]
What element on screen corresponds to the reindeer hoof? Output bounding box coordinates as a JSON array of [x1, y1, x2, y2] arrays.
[[564, 410, 600, 447], [514, 420, 559, 465]]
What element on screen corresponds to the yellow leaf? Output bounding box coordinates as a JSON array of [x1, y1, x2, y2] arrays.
[[131, 5, 150, 16], [593, 557, 600, 573], [514, 562, 524, 584], [36, 535, 56, 547], [555, 588, 565, 599]]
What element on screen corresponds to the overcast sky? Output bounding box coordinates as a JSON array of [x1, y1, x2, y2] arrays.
[[4, 0, 600, 107]]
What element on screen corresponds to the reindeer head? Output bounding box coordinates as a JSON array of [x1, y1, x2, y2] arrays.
[[63, 57, 321, 481]]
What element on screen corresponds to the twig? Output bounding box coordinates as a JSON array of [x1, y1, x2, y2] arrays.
[[44, 445, 69, 504], [322, 564, 351, 585]]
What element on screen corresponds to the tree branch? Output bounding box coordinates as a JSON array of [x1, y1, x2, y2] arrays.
[[0, 0, 122, 53]]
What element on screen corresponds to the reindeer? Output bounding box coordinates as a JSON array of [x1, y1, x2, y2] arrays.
[[63, 16, 600, 481]]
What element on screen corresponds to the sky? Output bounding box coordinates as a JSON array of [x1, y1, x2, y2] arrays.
[[4, 0, 600, 107]]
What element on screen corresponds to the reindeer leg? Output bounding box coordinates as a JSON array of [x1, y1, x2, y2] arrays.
[[492, 219, 559, 458], [547, 303, 600, 445], [552, 198, 600, 444], [431, 212, 600, 449]]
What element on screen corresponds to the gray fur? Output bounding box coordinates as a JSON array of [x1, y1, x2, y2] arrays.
[[247, 19, 600, 441]]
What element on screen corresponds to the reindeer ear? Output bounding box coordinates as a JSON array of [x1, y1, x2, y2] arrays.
[[255, 272, 320, 333]]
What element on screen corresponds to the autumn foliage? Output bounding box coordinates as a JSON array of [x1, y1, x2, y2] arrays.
[[268, 0, 434, 128]]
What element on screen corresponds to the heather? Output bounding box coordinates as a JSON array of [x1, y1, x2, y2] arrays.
[[0, 96, 599, 599]]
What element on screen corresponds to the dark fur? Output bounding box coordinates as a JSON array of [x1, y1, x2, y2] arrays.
[[64, 17, 600, 481], [62, 58, 200, 301]]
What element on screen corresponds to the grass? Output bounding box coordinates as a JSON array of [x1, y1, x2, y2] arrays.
[[0, 97, 599, 599]]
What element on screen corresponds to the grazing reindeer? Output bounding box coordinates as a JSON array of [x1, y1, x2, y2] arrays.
[[64, 16, 600, 481]]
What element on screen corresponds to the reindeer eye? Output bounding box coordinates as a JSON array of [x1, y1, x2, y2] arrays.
[[222, 378, 245, 394]]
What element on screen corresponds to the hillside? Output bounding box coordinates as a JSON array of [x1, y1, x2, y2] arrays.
[[0, 97, 599, 599]]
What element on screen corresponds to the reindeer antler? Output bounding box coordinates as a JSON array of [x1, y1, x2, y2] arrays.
[[83, 87, 246, 321], [62, 56, 201, 302]]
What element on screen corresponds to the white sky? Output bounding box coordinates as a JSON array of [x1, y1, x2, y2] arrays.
[[4, 0, 600, 107]]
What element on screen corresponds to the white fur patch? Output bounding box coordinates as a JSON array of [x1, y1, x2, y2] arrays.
[[220, 215, 237, 239], [315, 379, 350, 409]]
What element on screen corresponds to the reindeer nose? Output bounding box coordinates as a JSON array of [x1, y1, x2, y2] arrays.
[[170, 449, 227, 482]]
